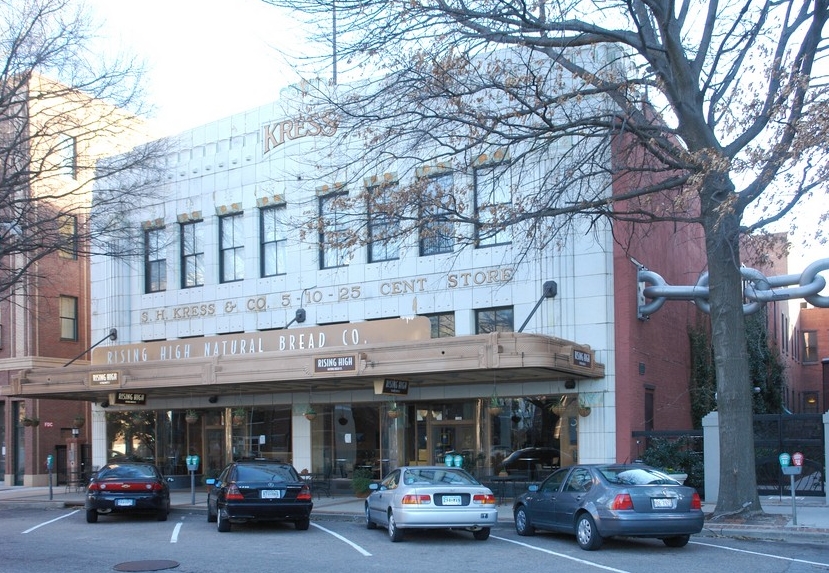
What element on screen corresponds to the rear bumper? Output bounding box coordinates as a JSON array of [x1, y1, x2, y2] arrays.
[[595, 510, 705, 537], [393, 506, 498, 529], [85, 494, 168, 512], [222, 501, 313, 522]]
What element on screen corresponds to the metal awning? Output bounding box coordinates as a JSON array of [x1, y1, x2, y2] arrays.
[[5, 331, 604, 402]]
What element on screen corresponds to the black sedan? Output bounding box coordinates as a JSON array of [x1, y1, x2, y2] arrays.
[[207, 460, 313, 532], [513, 463, 704, 550], [85, 462, 170, 523]]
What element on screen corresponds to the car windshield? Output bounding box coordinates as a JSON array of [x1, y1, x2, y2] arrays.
[[403, 468, 479, 486], [236, 464, 296, 482], [98, 465, 157, 479], [600, 467, 680, 486]]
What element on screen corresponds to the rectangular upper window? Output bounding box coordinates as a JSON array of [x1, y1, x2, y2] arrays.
[[57, 134, 78, 180], [59, 295, 78, 341], [426, 312, 455, 338], [319, 191, 350, 269], [220, 212, 244, 283], [180, 220, 204, 288], [801, 330, 818, 363], [260, 205, 287, 277], [475, 306, 514, 334], [144, 227, 166, 293], [419, 174, 454, 256], [474, 165, 512, 247], [58, 214, 78, 259], [368, 182, 400, 263]]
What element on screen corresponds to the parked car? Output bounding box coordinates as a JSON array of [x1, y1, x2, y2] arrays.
[[365, 465, 497, 542], [206, 460, 313, 532], [513, 463, 704, 550], [85, 462, 170, 523], [498, 447, 565, 479]]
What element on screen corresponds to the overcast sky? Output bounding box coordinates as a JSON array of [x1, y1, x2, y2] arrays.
[[88, 0, 311, 134]]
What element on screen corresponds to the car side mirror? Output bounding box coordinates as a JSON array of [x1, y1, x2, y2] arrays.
[[205, 478, 216, 485], [528, 484, 539, 492], [369, 483, 379, 491]]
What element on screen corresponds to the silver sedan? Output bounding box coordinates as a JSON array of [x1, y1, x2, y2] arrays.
[[365, 466, 498, 542]]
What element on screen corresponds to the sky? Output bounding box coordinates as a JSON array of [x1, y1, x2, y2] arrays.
[[87, 0, 313, 134]]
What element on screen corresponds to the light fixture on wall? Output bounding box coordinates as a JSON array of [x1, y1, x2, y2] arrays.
[[208, 395, 218, 404]]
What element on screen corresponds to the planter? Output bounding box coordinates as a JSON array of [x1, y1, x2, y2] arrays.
[[304, 412, 317, 421], [73, 417, 85, 428], [578, 406, 591, 417], [668, 473, 688, 484], [388, 409, 400, 419], [232, 415, 245, 426], [488, 406, 502, 416], [185, 413, 199, 424], [22, 418, 38, 427]]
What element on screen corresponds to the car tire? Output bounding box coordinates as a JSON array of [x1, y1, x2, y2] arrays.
[[85, 509, 98, 524], [472, 527, 490, 541], [514, 505, 535, 536], [295, 517, 310, 531], [365, 504, 377, 529], [388, 511, 404, 542], [157, 506, 168, 522], [217, 509, 231, 532], [575, 513, 603, 550], [207, 501, 217, 523], [662, 534, 690, 548]]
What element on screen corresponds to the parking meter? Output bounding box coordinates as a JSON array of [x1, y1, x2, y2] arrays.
[[46, 455, 54, 500], [779, 452, 801, 525], [186, 455, 200, 505]]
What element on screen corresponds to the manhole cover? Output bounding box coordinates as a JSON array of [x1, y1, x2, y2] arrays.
[[113, 560, 179, 572]]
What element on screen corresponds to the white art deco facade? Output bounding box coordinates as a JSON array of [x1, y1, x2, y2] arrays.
[[12, 80, 706, 485]]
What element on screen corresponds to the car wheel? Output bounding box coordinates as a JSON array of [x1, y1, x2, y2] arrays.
[[365, 504, 377, 529], [207, 501, 217, 523], [388, 511, 404, 542], [85, 509, 98, 524], [663, 534, 690, 548], [514, 505, 535, 536], [217, 509, 231, 532], [472, 527, 491, 541], [295, 517, 310, 531], [575, 513, 603, 550], [157, 507, 168, 522]]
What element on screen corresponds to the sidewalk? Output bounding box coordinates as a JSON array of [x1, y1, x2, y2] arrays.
[[1, 485, 827, 544]]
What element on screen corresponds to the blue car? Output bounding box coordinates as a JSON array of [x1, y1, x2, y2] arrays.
[[513, 463, 704, 550]]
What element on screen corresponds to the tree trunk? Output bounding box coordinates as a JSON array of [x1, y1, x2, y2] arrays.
[[702, 189, 762, 515]]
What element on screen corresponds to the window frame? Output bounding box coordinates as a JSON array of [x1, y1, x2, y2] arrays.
[[144, 227, 167, 293], [801, 330, 818, 363], [58, 214, 78, 260], [260, 205, 287, 277], [219, 212, 245, 283], [367, 181, 400, 263], [59, 295, 78, 341], [57, 134, 78, 180], [419, 173, 454, 256], [475, 306, 514, 334], [473, 165, 512, 247], [426, 312, 455, 338], [180, 219, 204, 288]]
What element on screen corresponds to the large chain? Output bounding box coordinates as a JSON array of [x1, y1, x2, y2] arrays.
[[637, 258, 829, 319]]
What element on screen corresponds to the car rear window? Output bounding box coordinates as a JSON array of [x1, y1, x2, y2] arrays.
[[600, 467, 680, 485], [98, 465, 157, 479], [236, 464, 296, 482], [403, 468, 479, 486]]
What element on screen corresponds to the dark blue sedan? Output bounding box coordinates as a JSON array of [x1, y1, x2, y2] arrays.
[[85, 462, 170, 523], [513, 463, 704, 550]]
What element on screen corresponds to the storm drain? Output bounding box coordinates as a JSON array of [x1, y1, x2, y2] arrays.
[[113, 560, 179, 572]]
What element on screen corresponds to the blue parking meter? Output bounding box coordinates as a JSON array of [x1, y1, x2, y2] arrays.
[[186, 455, 200, 505], [186, 455, 200, 471]]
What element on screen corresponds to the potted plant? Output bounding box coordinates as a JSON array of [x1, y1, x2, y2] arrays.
[[22, 417, 39, 427], [578, 396, 591, 417], [352, 467, 373, 497], [185, 409, 199, 424], [232, 407, 246, 425], [304, 406, 317, 421], [488, 393, 502, 416], [73, 415, 85, 428], [387, 400, 401, 419]]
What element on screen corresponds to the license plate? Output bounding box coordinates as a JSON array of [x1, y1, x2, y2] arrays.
[[261, 489, 282, 499], [115, 498, 134, 507], [442, 495, 462, 506], [652, 498, 674, 509]]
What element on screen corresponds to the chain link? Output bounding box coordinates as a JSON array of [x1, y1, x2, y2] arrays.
[[637, 258, 829, 319]]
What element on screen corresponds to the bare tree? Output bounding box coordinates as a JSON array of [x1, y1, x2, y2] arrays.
[[0, 0, 168, 303], [262, 0, 829, 515]]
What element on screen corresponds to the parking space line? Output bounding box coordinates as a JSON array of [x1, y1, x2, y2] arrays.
[[311, 523, 372, 556], [690, 540, 829, 567], [22, 510, 80, 534], [171, 521, 183, 543], [491, 535, 632, 572]]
